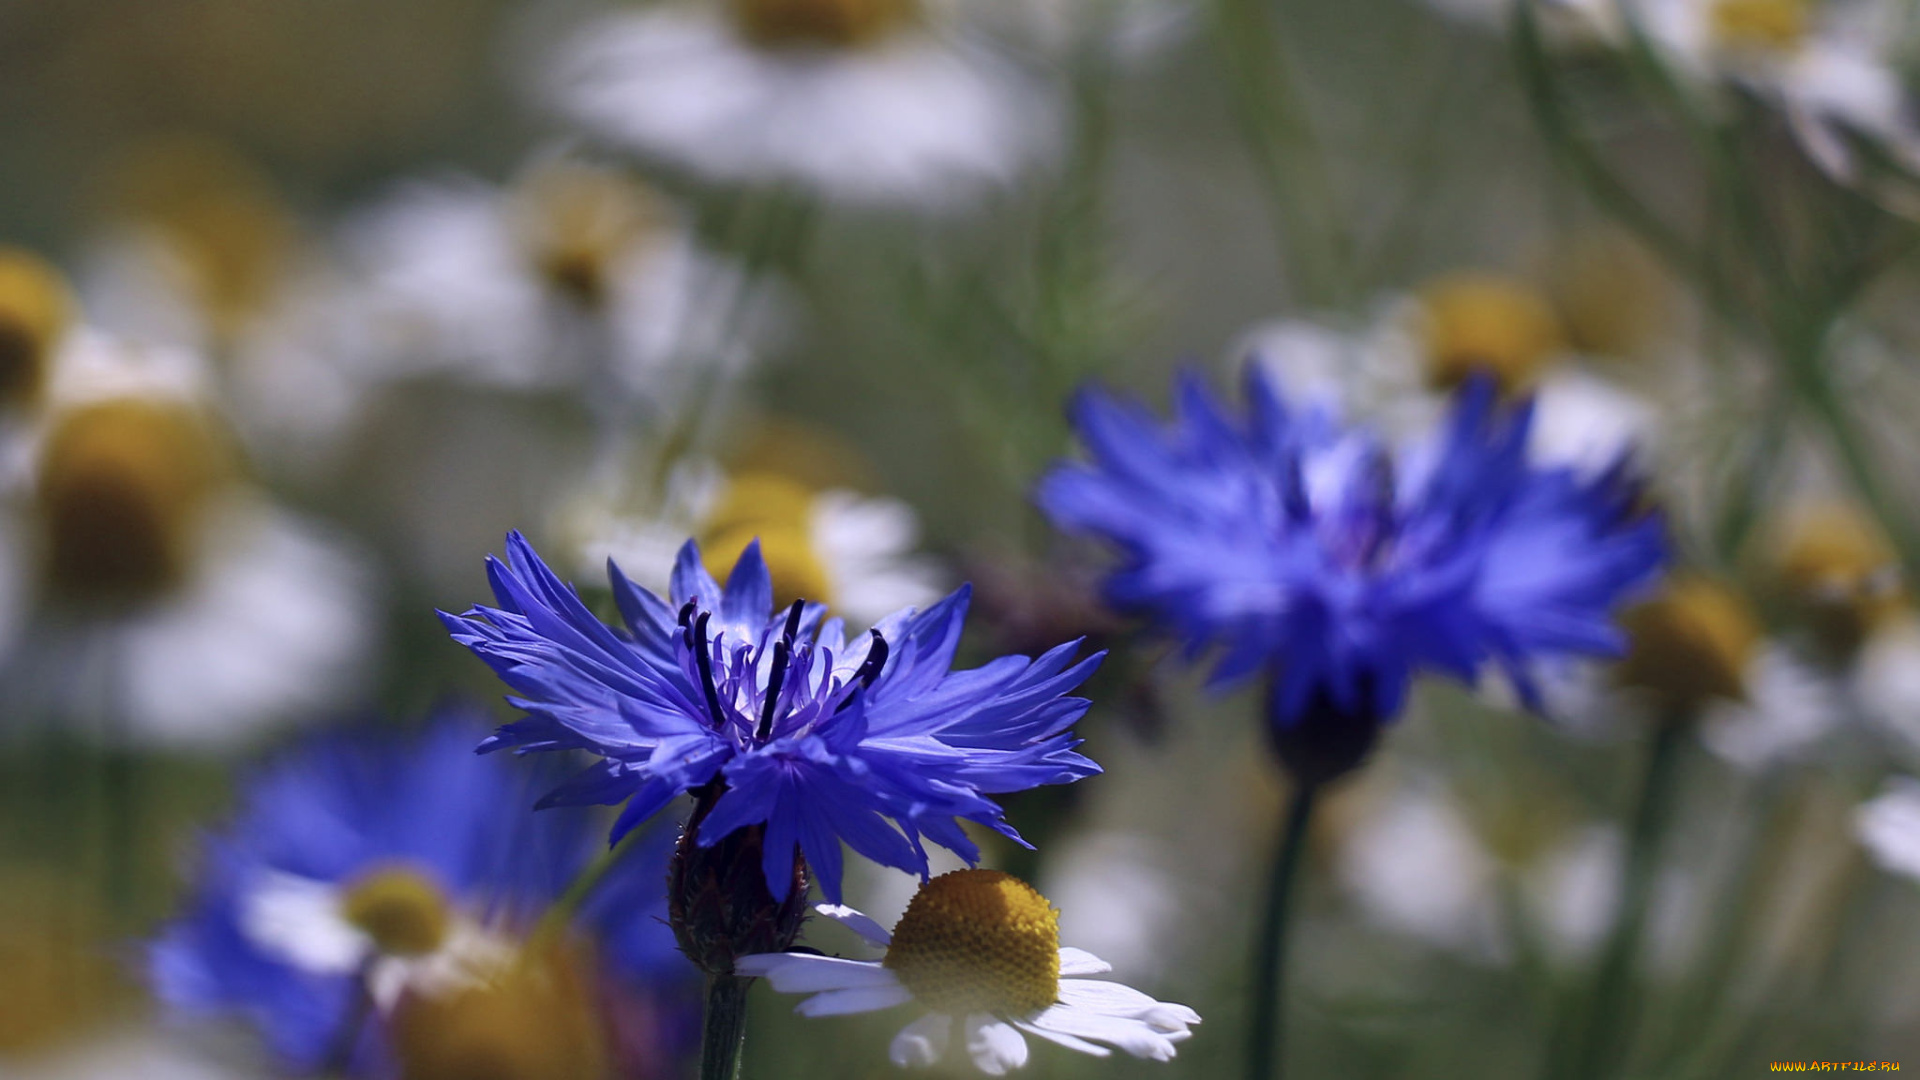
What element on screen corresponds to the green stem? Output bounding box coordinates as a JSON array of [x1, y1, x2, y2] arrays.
[[1247, 783, 1317, 1080], [700, 973, 752, 1080], [1563, 713, 1692, 1080], [533, 825, 649, 944]]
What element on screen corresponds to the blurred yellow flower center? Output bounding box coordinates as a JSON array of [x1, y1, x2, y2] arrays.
[[37, 400, 230, 605], [1546, 234, 1671, 361], [1711, 0, 1810, 51], [1419, 275, 1564, 393], [0, 249, 73, 411], [107, 137, 297, 337], [515, 163, 669, 309], [1615, 577, 1761, 710], [1774, 503, 1903, 655], [702, 472, 834, 609], [340, 865, 451, 957], [391, 937, 606, 1080], [729, 0, 916, 49], [884, 869, 1061, 1017]]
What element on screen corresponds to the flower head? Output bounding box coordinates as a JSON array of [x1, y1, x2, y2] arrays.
[[737, 869, 1200, 1074], [1038, 370, 1663, 771], [146, 712, 687, 1075], [443, 533, 1102, 902]]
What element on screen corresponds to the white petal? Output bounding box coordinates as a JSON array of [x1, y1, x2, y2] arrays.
[[734, 953, 898, 993], [796, 983, 916, 1017], [814, 903, 893, 947], [1858, 778, 1920, 881], [1011, 1019, 1111, 1057], [1056, 947, 1112, 976], [236, 871, 368, 975], [1025, 1003, 1186, 1061], [964, 1014, 1030, 1075], [890, 1012, 954, 1067], [1057, 981, 1202, 1030]]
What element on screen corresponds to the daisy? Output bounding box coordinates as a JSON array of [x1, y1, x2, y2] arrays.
[[336, 156, 778, 416], [1636, 0, 1920, 190], [0, 328, 376, 748], [736, 868, 1199, 1074], [148, 712, 693, 1076], [544, 0, 1059, 208]]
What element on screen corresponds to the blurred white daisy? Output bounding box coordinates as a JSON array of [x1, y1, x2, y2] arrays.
[[1637, 0, 1920, 190], [1855, 776, 1920, 881], [558, 461, 944, 627], [737, 869, 1199, 1074], [1419, 0, 1626, 46], [546, 0, 1059, 208], [942, 0, 1195, 63], [338, 157, 779, 419], [0, 330, 375, 749], [1240, 272, 1659, 476]]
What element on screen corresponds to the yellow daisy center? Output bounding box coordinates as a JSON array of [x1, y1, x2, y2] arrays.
[[513, 163, 668, 309], [728, 0, 917, 49], [0, 248, 74, 411], [1710, 0, 1810, 51], [884, 869, 1061, 1017], [37, 400, 231, 605], [339, 865, 452, 957], [1615, 577, 1761, 711], [701, 472, 834, 609], [390, 936, 606, 1080], [1774, 503, 1903, 656], [1419, 274, 1564, 394]]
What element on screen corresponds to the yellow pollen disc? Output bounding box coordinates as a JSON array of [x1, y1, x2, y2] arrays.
[[513, 162, 669, 309], [391, 935, 606, 1080], [36, 400, 231, 605], [339, 865, 453, 957], [104, 136, 296, 336], [0, 248, 74, 411], [1773, 503, 1903, 655], [1418, 274, 1565, 394], [884, 869, 1061, 1017], [1710, 0, 1809, 51], [702, 472, 835, 608], [1614, 577, 1762, 711], [728, 0, 917, 49]]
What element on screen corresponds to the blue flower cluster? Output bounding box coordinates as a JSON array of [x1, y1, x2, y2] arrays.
[[147, 711, 684, 1075], [442, 534, 1103, 902], [1039, 371, 1664, 734]]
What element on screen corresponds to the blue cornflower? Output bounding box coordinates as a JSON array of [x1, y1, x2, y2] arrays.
[[147, 710, 687, 1077], [1038, 370, 1664, 773], [442, 533, 1103, 904]]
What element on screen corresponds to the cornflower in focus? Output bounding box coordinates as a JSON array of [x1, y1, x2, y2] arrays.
[[147, 712, 693, 1078], [443, 533, 1102, 906], [738, 868, 1199, 1074], [1039, 369, 1665, 784], [543, 0, 1057, 207]]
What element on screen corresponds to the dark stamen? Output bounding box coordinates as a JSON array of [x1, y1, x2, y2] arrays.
[[781, 598, 805, 645], [756, 639, 791, 743], [836, 630, 890, 713], [693, 611, 726, 729]]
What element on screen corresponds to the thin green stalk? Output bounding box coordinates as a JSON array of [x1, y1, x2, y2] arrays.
[[1247, 783, 1317, 1080], [700, 973, 752, 1080], [1562, 713, 1692, 1080], [1209, 0, 1351, 307]]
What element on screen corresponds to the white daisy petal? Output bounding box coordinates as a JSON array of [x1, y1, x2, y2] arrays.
[[890, 1011, 954, 1067], [1026, 1003, 1186, 1061], [814, 903, 893, 947], [1011, 1018, 1112, 1057], [796, 983, 916, 1017], [964, 1014, 1030, 1075], [1057, 981, 1202, 1031], [733, 952, 898, 993], [1056, 947, 1112, 976]]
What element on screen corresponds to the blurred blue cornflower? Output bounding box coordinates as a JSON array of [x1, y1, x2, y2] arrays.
[[442, 533, 1103, 903], [147, 710, 689, 1077], [1039, 370, 1664, 779]]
